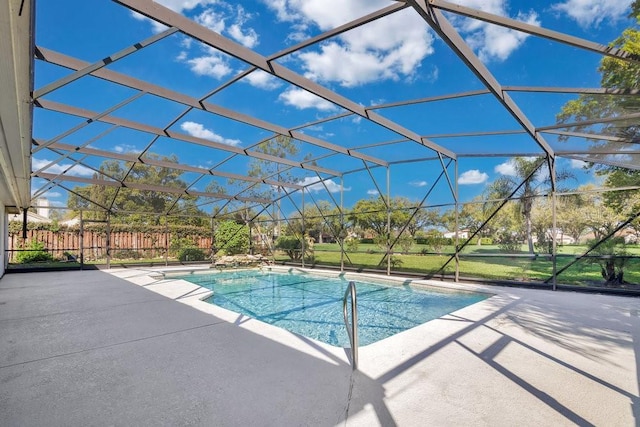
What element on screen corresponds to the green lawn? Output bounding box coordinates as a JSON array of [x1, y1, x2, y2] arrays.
[[9, 242, 638, 289], [277, 243, 640, 287]]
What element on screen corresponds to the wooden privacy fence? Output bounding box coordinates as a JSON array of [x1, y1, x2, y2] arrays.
[[8, 230, 213, 262]]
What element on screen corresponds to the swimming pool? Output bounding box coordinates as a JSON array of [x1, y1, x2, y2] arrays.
[[175, 269, 489, 347]]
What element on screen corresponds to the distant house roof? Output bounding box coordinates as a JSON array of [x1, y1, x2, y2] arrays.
[[9, 211, 52, 224], [60, 217, 80, 226]]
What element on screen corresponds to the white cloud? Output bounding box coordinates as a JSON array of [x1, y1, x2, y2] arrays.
[[130, 0, 219, 33], [458, 169, 489, 184], [551, 0, 633, 27], [180, 121, 242, 146], [279, 87, 337, 111], [494, 157, 538, 177], [367, 189, 379, 195], [298, 177, 350, 193], [114, 144, 140, 154], [494, 160, 517, 176], [32, 158, 95, 177], [184, 48, 233, 79], [195, 9, 227, 33], [181, 37, 193, 49], [138, 2, 260, 77], [409, 180, 428, 187], [453, 0, 540, 62], [569, 159, 589, 169], [286, 30, 309, 43], [266, 1, 435, 87], [243, 70, 282, 90], [228, 23, 258, 48], [157, 0, 217, 13], [266, 0, 387, 27], [130, 11, 169, 33]]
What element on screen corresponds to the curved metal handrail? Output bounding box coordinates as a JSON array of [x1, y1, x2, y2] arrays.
[[342, 280, 358, 370]]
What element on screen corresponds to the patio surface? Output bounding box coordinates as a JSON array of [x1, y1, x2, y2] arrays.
[[1, 267, 639, 426]]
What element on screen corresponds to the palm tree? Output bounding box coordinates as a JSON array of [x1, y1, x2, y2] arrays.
[[488, 157, 573, 255]]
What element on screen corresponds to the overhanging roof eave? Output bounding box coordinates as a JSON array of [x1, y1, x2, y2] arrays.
[[0, 0, 33, 208]]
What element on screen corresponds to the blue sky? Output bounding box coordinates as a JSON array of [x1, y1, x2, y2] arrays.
[[31, 0, 635, 215]]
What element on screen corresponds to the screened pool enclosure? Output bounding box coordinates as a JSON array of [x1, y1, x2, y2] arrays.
[[1, 0, 639, 290]]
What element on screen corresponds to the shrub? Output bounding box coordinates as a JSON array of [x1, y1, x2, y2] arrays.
[[215, 220, 249, 255], [113, 249, 141, 260], [275, 235, 304, 260], [359, 238, 374, 244], [390, 255, 403, 269], [396, 234, 414, 254], [178, 247, 206, 262], [344, 236, 359, 252], [15, 240, 54, 264], [169, 237, 198, 257], [421, 231, 448, 253], [586, 237, 628, 285], [416, 236, 453, 246], [496, 231, 522, 253], [534, 235, 553, 255], [373, 234, 388, 249]]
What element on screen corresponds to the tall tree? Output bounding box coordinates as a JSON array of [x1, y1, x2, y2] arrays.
[[348, 196, 411, 238], [67, 154, 206, 225], [300, 200, 342, 243], [406, 207, 441, 238], [557, 1, 639, 156], [555, 192, 590, 243], [487, 158, 573, 254], [245, 135, 305, 237], [556, 0, 639, 202], [556, 1, 640, 246]]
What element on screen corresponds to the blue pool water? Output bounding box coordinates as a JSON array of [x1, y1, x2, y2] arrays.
[[175, 270, 489, 347]]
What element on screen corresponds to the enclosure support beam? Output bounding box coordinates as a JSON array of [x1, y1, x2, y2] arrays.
[[165, 216, 169, 267], [454, 159, 460, 282], [36, 46, 389, 167], [35, 98, 342, 177], [545, 209, 640, 284], [551, 191, 557, 291], [79, 210, 84, 270], [379, 160, 451, 268], [114, 0, 455, 160], [304, 189, 354, 267], [438, 161, 546, 275], [21, 208, 27, 239], [301, 188, 305, 269], [386, 167, 391, 276], [341, 176, 345, 272], [437, 152, 456, 200], [408, 1, 555, 160], [362, 160, 389, 210], [33, 172, 272, 205], [32, 92, 146, 155], [106, 212, 111, 269], [429, 0, 640, 65], [34, 28, 177, 99]]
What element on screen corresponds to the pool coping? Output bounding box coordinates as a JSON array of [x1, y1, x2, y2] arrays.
[[100, 265, 640, 426], [105, 265, 503, 360], [7, 267, 637, 425]]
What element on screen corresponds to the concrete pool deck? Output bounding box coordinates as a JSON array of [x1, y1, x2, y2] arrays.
[[1, 267, 638, 426]]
